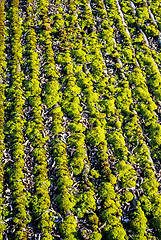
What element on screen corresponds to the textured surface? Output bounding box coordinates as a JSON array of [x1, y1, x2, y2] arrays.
[[0, 0, 161, 239]]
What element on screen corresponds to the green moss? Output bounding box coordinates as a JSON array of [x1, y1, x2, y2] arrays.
[[60, 215, 78, 239], [86, 126, 106, 146]]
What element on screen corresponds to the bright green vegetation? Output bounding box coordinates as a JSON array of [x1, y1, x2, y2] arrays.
[[0, 0, 161, 239]]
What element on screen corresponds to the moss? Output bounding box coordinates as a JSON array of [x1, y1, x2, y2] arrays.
[[121, 191, 133, 203], [86, 126, 106, 146], [60, 215, 78, 239]]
